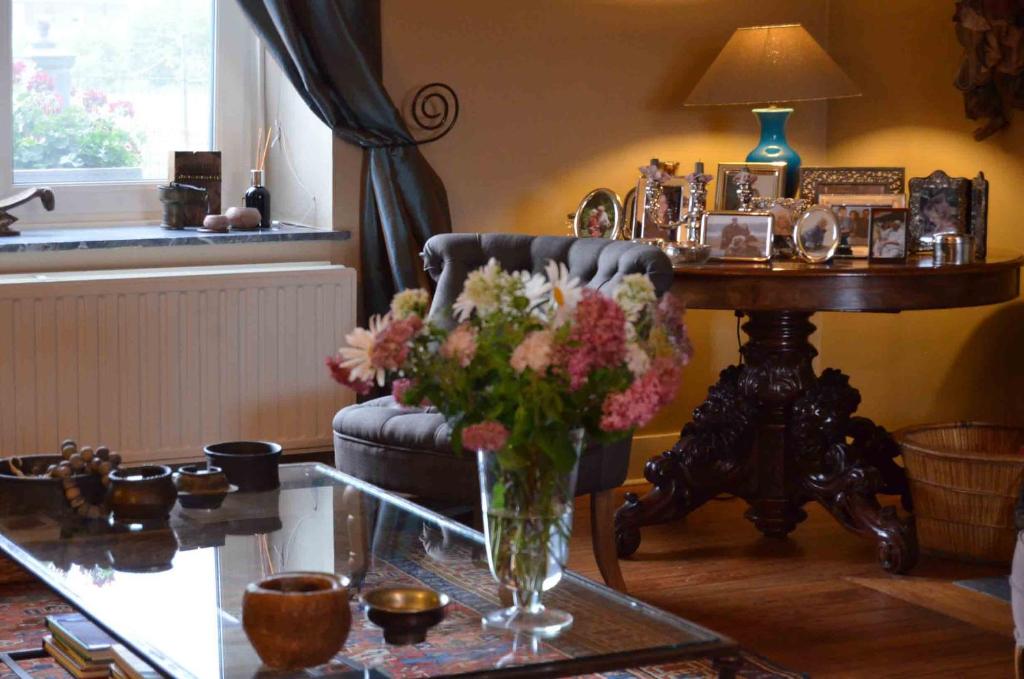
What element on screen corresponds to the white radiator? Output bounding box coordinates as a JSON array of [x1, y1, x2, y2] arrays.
[[0, 262, 356, 464]]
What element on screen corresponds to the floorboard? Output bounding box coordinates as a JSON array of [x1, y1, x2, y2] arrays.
[[568, 490, 1014, 678]]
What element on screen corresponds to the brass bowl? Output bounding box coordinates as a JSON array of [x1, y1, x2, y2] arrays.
[[361, 587, 450, 645]]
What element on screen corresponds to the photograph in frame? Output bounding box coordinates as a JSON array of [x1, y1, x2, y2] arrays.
[[794, 206, 840, 263], [636, 176, 687, 239], [714, 162, 787, 211], [819, 194, 906, 258], [869, 207, 909, 263], [700, 211, 774, 262], [573, 188, 623, 239], [908, 170, 970, 251], [797, 167, 905, 203]]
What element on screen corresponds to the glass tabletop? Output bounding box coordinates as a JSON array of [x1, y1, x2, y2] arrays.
[[0, 463, 734, 678]]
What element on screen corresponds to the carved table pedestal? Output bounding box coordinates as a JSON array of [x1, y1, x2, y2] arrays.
[[615, 251, 1022, 573]]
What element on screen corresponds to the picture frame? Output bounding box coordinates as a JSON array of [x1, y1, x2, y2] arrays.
[[908, 170, 971, 252], [970, 171, 989, 260], [819, 194, 907, 258], [700, 211, 774, 262], [868, 207, 910, 263], [793, 206, 840, 263], [797, 167, 906, 203], [635, 176, 687, 240], [622, 187, 639, 240], [715, 162, 787, 211], [573, 188, 623, 240]]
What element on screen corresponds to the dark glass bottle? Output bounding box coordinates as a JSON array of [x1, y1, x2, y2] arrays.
[[244, 169, 271, 229]]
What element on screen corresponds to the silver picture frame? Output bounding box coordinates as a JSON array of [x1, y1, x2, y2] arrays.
[[797, 167, 905, 203], [907, 170, 970, 253], [573, 188, 623, 240], [793, 206, 840, 264], [700, 211, 774, 262]]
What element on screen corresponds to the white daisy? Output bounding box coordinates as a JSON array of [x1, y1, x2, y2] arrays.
[[544, 260, 583, 324], [518, 270, 551, 312], [338, 313, 389, 385]]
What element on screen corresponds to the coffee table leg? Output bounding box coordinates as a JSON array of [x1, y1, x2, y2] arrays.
[[712, 653, 743, 679], [791, 368, 919, 574], [614, 366, 758, 557]]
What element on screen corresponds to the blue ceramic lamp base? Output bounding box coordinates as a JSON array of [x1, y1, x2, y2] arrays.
[[746, 107, 800, 197]]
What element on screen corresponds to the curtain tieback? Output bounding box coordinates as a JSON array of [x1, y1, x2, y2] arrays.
[[359, 83, 459, 150]]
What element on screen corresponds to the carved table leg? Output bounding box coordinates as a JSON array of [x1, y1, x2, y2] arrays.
[[791, 369, 918, 573], [616, 309, 918, 573], [614, 366, 758, 557]]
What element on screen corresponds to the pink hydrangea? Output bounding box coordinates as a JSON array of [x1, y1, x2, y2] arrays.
[[599, 358, 681, 431], [325, 355, 372, 395], [368, 316, 421, 371], [462, 421, 510, 452], [559, 289, 627, 389], [441, 324, 478, 367], [392, 377, 414, 405]]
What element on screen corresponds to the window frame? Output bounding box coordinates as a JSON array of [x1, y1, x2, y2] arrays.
[[0, 0, 260, 228]]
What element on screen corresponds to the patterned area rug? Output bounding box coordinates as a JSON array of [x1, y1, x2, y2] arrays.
[[0, 557, 804, 678]]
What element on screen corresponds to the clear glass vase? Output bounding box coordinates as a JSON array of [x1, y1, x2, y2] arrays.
[[477, 431, 582, 635]]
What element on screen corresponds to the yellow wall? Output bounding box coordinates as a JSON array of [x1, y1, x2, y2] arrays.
[[824, 0, 1024, 429], [382, 0, 830, 474], [375, 1, 1024, 476]]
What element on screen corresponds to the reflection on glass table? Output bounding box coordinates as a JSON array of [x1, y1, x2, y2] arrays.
[[0, 463, 736, 678]]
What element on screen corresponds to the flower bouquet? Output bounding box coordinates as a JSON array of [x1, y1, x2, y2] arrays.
[[328, 259, 691, 633]]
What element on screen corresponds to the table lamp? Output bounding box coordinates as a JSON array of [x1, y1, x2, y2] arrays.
[[685, 24, 860, 195]]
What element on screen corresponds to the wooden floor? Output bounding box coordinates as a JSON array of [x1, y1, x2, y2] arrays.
[[567, 489, 1013, 678]]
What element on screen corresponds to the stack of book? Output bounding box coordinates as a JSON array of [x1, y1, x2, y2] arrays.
[[43, 613, 158, 679], [43, 613, 115, 678]]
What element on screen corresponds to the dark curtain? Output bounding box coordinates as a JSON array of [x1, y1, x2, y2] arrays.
[[238, 0, 452, 319]]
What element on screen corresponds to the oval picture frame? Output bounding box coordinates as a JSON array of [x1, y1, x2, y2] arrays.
[[573, 188, 623, 240], [793, 206, 840, 263]]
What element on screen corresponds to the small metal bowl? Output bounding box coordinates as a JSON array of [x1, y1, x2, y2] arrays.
[[361, 587, 450, 645]]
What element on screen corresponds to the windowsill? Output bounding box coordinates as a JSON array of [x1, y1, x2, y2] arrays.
[[0, 224, 351, 254]]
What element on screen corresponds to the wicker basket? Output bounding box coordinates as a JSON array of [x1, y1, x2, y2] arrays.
[[899, 422, 1024, 564]]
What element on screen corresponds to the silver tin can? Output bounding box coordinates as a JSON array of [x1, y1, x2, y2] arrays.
[[933, 234, 974, 265]]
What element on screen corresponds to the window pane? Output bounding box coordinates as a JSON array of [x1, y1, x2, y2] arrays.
[[11, 0, 214, 184]]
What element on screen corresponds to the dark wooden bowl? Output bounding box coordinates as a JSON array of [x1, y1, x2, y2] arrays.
[[204, 441, 282, 492], [107, 465, 177, 523], [0, 455, 104, 518]]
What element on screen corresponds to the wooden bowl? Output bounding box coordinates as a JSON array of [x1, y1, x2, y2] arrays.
[[107, 465, 177, 523], [242, 572, 351, 669]]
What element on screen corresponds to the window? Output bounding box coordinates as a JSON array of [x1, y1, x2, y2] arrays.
[[0, 0, 258, 226]]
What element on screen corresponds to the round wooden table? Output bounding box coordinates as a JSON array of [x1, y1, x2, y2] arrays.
[[615, 250, 1023, 573]]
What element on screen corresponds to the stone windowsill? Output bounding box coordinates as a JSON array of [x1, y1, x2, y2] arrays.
[[0, 224, 351, 254]]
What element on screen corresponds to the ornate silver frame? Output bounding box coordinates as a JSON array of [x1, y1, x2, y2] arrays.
[[797, 167, 905, 202], [573, 188, 623, 240], [793, 206, 840, 264], [907, 170, 970, 252], [700, 210, 774, 262]]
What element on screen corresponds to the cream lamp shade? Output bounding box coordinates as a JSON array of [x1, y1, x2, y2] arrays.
[[685, 24, 860, 106]]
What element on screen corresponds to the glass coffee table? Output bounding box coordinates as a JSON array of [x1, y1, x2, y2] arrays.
[[0, 463, 737, 678]]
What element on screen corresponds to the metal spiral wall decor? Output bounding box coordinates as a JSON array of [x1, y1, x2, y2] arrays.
[[405, 83, 459, 145]]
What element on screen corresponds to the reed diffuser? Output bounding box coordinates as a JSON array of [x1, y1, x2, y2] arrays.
[[245, 127, 272, 229]]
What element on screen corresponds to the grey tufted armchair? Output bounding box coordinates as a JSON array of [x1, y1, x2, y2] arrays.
[[332, 233, 674, 592]]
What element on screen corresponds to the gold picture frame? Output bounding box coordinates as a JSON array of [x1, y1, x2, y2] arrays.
[[573, 188, 623, 240], [714, 162, 787, 211]]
